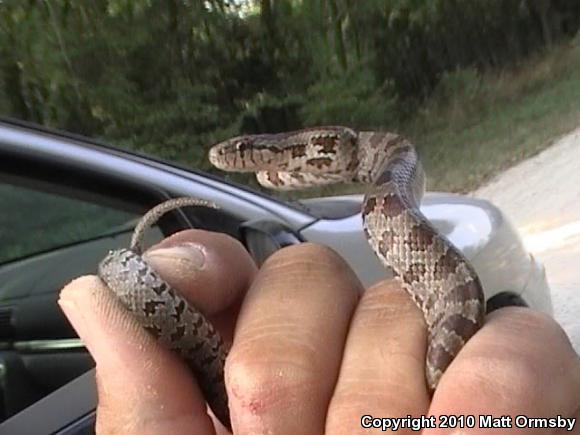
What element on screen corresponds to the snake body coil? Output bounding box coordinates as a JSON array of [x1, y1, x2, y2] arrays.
[[98, 126, 486, 430], [98, 198, 230, 428]]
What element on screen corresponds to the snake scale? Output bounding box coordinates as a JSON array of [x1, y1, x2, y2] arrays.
[[98, 126, 486, 430]]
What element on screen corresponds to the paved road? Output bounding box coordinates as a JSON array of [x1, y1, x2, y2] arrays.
[[473, 127, 580, 353]]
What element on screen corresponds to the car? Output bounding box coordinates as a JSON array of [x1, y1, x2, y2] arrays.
[[0, 118, 552, 434]]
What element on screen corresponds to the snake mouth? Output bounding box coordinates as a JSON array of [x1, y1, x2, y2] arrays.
[[208, 146, 227, 169], [209, 138, 263, 171], [208, 137, 250, 170]]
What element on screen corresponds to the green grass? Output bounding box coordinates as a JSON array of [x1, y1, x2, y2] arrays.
[[281, 36, 580, 199], [406, 36, 580, 193]]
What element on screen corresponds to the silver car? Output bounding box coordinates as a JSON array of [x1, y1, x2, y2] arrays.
[[0, 119, 551, 434]]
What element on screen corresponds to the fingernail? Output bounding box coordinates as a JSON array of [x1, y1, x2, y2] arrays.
[[144, 243, 206, 270], [58, 277, 96, 350]]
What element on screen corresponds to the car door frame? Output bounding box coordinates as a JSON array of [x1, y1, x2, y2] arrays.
[[0, 119, 316, 433]]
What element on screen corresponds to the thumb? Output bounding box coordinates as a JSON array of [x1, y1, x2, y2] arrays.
[[58, 230, 255, 434], [59, 275, 217, 434]]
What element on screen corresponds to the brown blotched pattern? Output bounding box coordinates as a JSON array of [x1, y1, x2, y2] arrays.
[[99, 247, 230, 429], [99, 127, 486, 430], [306, 157, 334, 169], [311, 135, 339, 153], [210, 127, 485, 392]]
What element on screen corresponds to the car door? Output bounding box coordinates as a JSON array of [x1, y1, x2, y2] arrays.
[[0, 139, 200, 422], [0, 121, 310, 432]]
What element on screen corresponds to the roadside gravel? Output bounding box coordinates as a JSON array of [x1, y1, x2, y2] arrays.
[[473, 127, 580, 354]]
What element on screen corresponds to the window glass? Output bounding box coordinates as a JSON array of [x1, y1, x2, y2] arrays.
[[0, 183, 137, 264], [0, 180, 147, 423]]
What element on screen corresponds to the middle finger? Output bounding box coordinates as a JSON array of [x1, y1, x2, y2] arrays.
[[225, 243, 363, 434]]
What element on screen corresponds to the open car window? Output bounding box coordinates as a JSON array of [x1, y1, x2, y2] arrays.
[[0, 174, 164, 424], [0, 182, 137, 265], [0, 135, 260, 427]]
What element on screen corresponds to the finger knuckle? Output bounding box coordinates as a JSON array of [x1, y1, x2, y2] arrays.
[[225, 344, 324, 415], [266, 242, 346, 269], [494, 307, 573, 349]]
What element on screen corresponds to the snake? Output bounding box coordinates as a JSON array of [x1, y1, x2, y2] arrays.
[[97, 126, 486, 431]]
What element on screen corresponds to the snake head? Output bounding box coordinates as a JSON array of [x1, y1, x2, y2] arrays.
[[209, 136, 255, 171]]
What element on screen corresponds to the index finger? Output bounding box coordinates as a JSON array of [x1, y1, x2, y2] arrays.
[[143, 229, 257, 342]]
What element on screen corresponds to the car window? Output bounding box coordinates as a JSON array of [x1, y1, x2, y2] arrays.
[[0, 182, 137, 265], [0, 179, 153, 424]]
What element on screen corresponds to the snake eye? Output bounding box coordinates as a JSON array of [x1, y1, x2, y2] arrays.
[[235, 141, 248, 152]]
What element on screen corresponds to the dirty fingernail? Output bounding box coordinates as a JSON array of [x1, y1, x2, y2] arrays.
[[144, 243, 206, 270]]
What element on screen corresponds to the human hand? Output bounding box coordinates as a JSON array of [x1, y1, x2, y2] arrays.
[[59, 230, 580, 434]]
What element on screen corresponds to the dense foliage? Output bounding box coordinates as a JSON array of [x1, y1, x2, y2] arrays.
[[1, 0, 579, 171]]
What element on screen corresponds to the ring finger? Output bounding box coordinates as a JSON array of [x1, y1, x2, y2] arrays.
[[326, 279, 430, 434]]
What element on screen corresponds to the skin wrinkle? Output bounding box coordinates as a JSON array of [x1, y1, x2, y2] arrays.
[[321, 128, 484, 391], [333, 366, 425, 404], [354, 290, 424, 325], [326, 279, 430, 434], [351, 284, 427, 360], [428, 308, 580, 434], [234, 324, 326, 356], [232, 332, 326, 378], [224, 243, 361, 434], [61, 277, 215, 435], [60, 227, 580, 434], [241, 246, 362, 318], [450, 355, 542, 409], [329, 377, 428, 434]]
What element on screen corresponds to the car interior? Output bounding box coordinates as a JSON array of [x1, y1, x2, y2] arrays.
[[0, 146, 304, 433]]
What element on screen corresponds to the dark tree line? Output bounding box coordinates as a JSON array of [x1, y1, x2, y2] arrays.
[[0, 0, 579, 169]]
